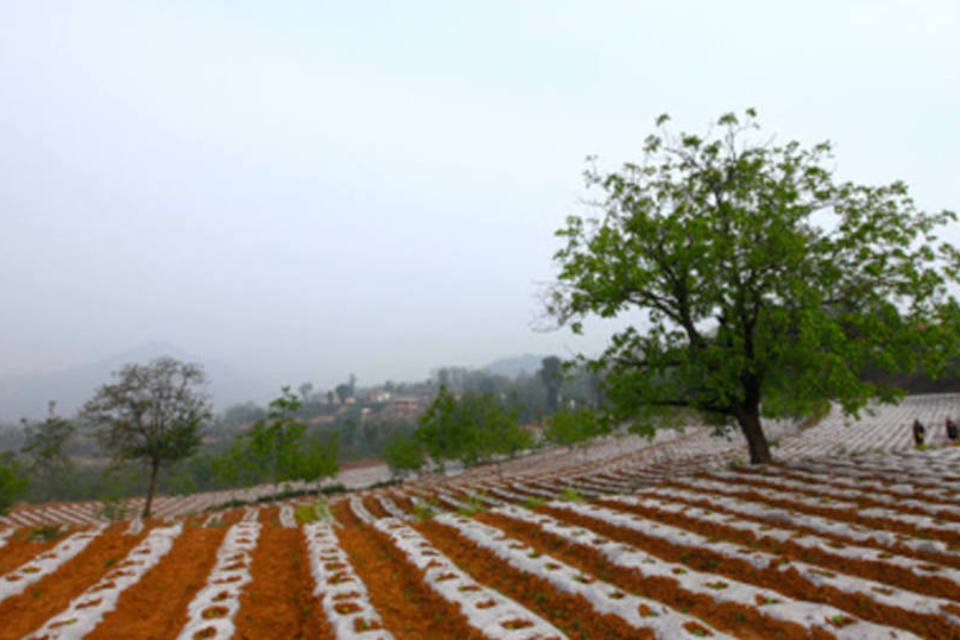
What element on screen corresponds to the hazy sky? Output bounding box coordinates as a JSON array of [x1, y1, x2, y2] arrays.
[[1, 1, 958, 392]]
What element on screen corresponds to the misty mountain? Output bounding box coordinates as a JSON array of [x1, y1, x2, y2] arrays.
[[481, 354, 551, 378], [0, 342, 265, 421]]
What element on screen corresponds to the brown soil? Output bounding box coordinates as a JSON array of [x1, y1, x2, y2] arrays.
[[233, 507, 332, 639], [87, 510, 242, 639], [362, 495, 390, 519], [600, 496, 960, 601], [692, 477, 960, 545], [717, 469, 960, 524], [649, 486, 960, 570], [476, 512, 820, 640], [0, 522, 147, 639], [0, 528, 66, 576], [332, 501, 484, 640], [680, 478, 960, 551], [417, 517, 651, 639], [771, 465, 960, 511], [537, 504, 957, 639], [387, 492, 417, 515]]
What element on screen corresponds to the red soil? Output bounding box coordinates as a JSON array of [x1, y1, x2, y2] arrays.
[[233, 507, 333, 639], [0, 528, 65, 576], [332, 501, 484, 640], [0, 522, 147, 639], [87, 510, 242, 639]]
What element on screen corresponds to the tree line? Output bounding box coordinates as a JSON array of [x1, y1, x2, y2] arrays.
[[0, 358, 339, 518]]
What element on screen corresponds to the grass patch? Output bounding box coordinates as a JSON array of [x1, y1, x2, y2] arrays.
[[294, 501, 331, 524]]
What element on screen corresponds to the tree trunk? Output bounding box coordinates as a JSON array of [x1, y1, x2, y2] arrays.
[[143, 458, 160, 519], [735, 411, 772, 465]]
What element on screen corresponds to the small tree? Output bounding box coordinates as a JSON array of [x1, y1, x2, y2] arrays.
[[415, 386, 529, 472], [231, 387, 339, 494], [0, 453, 28, 515], [544, 407, 602, 450], [539, 356, 564, 413], [383, 432, 425, 479], [297, 433, 339, 492], [549, 110, 960, 464], [82, 357, 210, 518], [247, 387, 307, 489], [21, 401, 75, 491]]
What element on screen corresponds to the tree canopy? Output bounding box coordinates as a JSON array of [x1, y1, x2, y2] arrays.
[[217, 387, 339, 491], [548, 109, 960, 463], [81, 357, 211, 517], [0, 453, 27, 515], [415, 386, 531, 469]]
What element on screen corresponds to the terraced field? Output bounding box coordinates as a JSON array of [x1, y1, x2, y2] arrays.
[[2, 395, 960, 638]]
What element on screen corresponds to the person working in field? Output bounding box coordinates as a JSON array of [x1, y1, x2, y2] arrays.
[[946, 418, 958, 443], [912, 419, 926, 447]]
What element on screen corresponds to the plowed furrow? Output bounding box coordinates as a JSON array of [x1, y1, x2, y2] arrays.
[[416, 517, 653, 639], [332, 501, 483, 640], [233, 508, 331, 639], [87, 512, 239, 639], [0, 523, 144, 640]]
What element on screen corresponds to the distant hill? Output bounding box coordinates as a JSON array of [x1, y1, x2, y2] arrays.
[[0, 342, 263, 421], [481, 354, 551, 378]]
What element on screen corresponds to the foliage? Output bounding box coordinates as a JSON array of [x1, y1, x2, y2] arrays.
[[522, 495, 546, 510], [30, 523, 63, 542], [415, 386, 531, 468], [544, 407, 603, 450], [97, 495, 131, 522], [383, 432, 425, 479], [226, 387, 339, 489], [21, 401, 75, 486], [457, 494, 486, 517], [0, 452, 28, 515], [413, 498, 438, 521], [81, 357, 211, 517], [539, 356, 564, 412], [294, 501, 331, 524], [548, 109, 960, 463], [559, 486, 585, 503]]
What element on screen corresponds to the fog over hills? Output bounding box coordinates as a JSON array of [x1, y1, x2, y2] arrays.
[[0, 343, 555, 422], [0, 342, 266, 421]]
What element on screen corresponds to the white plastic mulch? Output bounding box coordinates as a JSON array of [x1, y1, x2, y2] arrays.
[[436, 511, 730, 640], [545, 499, 959, 632], [362, 510, 566, 640], [498, 504, 918, 640], [175, 521, 261, 640], [0, 525, 107, 603], [25, 523, 182, 639], [304, 521, 392, 639]]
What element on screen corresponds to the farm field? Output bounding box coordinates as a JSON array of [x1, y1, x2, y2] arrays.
[[2, 395, 960, 638]]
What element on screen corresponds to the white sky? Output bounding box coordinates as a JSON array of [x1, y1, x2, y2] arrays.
[[1, 0, 958, 391]]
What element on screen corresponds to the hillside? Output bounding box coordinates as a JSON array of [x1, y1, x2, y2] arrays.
[[1, 395, 959, 638]]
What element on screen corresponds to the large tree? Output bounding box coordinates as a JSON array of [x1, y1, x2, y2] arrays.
[[82, 357, 211, 517], [548, 110, 960, 464]]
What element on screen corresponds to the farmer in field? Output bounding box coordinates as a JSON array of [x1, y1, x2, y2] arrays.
[[912, 419, 926, 447], [946, 418, 958, 443]]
